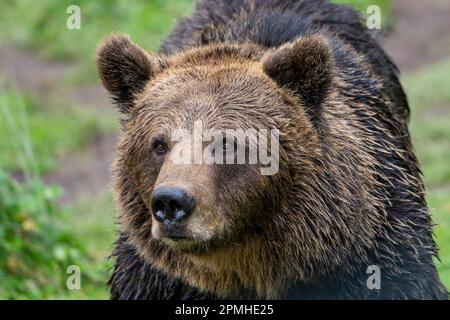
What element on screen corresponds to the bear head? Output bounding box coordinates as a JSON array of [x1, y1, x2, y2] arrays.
[[96, 33, 356, 298]]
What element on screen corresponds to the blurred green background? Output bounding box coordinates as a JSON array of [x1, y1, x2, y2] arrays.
[[0, 0, 448, 299]]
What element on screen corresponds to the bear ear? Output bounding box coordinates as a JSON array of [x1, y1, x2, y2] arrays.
[[262, 35, 333, 121], [96, 33, 167, 113]]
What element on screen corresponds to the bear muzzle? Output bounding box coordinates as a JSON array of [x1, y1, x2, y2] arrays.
[[150, 186, 196, 240]]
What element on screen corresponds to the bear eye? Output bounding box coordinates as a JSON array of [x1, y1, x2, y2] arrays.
[[152, 140, 167, 155], [223, 140, 233, 151], [222, 137, 236, 154]]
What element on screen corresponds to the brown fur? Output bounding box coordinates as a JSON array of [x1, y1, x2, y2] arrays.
[[103, 36, 378, 297], [98, 0, 447, 300]]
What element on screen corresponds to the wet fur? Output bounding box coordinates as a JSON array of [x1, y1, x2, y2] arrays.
[[100, 0, 448, 299]]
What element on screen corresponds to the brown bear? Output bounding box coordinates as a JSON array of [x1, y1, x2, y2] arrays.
[[97, 0, 448, 299]]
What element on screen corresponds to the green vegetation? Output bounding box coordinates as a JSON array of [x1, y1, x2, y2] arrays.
[[333, 0, 390, 14], [53, 192, 115, 299], [403, 60, 450, 288], [0, 0, 389, 81], [0, 0, 193, 82], [406, 60, 450, 187], [0, 0, 193, 58], [0, 170, 110, 298], [0, 91, 113, 299], [0, 91, 116, 174]]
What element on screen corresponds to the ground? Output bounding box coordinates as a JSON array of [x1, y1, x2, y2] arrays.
[[0, 0, 449, 298]]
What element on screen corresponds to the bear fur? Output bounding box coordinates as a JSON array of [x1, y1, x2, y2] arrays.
[[97, 0, 448, 299]]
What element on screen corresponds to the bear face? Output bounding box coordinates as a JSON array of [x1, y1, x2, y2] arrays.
[[98, 33, 397, 299], [101, 0, 448, 300], [97, 34, 326, 256]]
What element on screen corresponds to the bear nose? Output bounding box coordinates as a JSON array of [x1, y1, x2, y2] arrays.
[[151, 187, 195, 224]]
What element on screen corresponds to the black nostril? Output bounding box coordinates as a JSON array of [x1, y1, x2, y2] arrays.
[[151, 186, 195, 223]]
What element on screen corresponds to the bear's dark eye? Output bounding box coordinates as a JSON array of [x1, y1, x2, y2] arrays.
[[152, 140, 167, 155], [222, 136, 237, 159], [222, 137, 236, 153], [223, 139, 234, 152]]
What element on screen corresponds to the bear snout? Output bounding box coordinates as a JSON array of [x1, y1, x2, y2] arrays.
[[151, 186, 195, 225]]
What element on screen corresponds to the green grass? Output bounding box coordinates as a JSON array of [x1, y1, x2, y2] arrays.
[[333, 0, 391, 17], [0, 170, 115, 299], [49, 192, 116, 299], [2, 166, 117, 300], [404, 59, 450, 290], [0, 0, 193, 82], [0, 87, 115, 299], [0, 0, 390, 82], [0, 87, 117, 298], [0, 91, 116, 174], [429, 190, 450, 288]]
